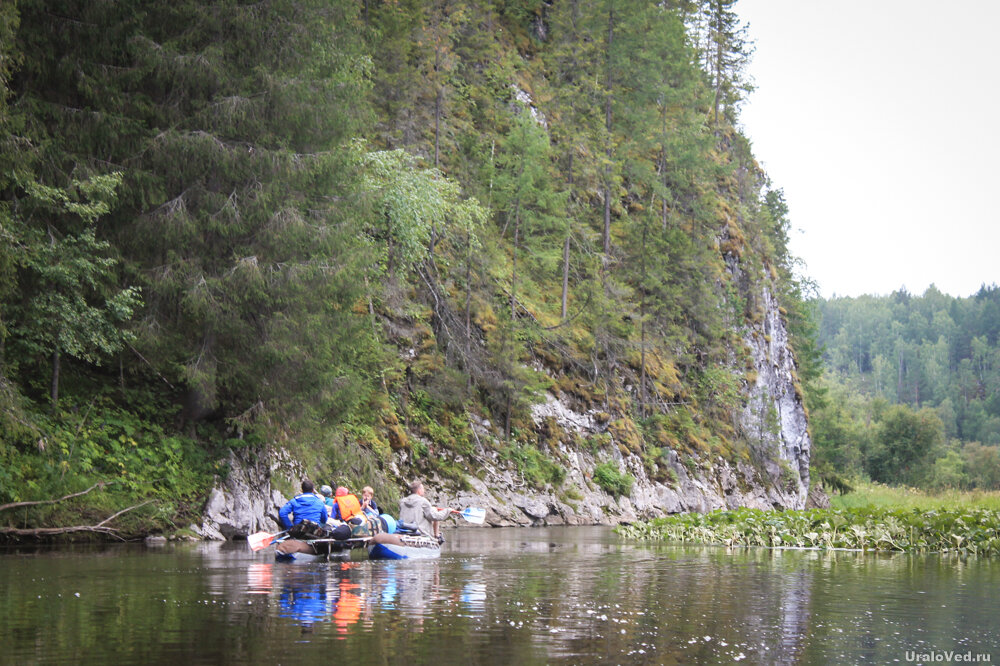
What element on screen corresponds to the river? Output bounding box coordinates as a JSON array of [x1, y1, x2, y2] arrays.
[[2, 526, 998, 664]]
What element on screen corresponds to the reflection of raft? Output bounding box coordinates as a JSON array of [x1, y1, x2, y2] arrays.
[[367, 531, 441, 560]]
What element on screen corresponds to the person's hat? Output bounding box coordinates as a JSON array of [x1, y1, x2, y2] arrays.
[[335, 486, 349, 497], [319, 485, 333, 497]]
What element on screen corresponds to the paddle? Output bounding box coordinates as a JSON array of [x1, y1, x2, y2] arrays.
[[455, 507, 486, 525], [247, 529, 287, 552]]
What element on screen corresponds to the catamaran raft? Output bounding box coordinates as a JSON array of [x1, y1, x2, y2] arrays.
[[248, 508, 486, 562]]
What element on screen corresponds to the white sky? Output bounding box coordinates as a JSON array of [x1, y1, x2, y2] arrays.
[[735, 0, 1000, 298]]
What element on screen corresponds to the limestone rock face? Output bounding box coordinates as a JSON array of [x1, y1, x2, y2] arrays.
[[740, 286, 812, 509], [191, 447, 302, 540], [806, 484, 831, 509]]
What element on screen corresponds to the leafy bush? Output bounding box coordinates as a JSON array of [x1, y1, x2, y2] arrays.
[[593, 462, 633, 497], [501, 444, 566, 489], [1, 396, 215, 535]]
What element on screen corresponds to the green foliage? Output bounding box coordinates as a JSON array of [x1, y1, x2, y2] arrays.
[[696, 366, 743, 416], [816, 286, 1000, 452], [927, 449, 967, 490], [405, 389, 473, 455], [593, 461, 633, 497], [867, 404, 944, 486], [362, 148, 484, 278], [0, 393, 214, 534], [501, 443, 566, 490], [1, 0, 818, 533], [810, 285, 1000, 490], [6, 172, 141, 369], [619, 506, 1000, 556], [690, 0, 755, 125], [11, 0, 382, 430], [963, 442, 1000, 489]]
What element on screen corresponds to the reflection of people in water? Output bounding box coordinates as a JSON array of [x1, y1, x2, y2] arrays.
[[385, 561, 442, 633], [275, 563, 366, 636], [272, 559, 473, 638], [330, 562, 362, 637], [246, 562, 274, 595], [334, 580, 362, 635], [278, 571, 329, 632]]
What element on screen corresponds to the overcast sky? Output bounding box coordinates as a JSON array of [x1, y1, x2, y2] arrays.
[[735, 0, 1000, 299]]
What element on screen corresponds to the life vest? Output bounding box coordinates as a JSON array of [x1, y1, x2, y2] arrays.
[[335, 493, 362, 521]]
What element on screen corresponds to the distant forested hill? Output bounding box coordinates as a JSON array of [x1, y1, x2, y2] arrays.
[[1, 0, 816, 533], [810, 286, 1000, 490]]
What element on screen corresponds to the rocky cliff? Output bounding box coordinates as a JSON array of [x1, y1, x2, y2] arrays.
[[195, 278, 816, 538]]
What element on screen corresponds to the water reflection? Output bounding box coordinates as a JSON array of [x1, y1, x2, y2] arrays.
[[246, 562, 370, 635], [248, 557, 452, 637], [2, 529, 999, 664], [278, 569, 329, 631]]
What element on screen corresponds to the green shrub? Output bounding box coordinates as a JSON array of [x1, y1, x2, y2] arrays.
[[501, 444, 566, 489], [593, 461, 633, 497], [0, 395, 214, 536], [618, 506, 1000, 556]]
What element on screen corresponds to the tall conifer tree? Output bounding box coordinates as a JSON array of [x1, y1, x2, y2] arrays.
[[12, 0, 379, 428]]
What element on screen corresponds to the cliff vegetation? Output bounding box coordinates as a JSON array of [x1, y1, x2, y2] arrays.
[[0, 0, 816, 537]]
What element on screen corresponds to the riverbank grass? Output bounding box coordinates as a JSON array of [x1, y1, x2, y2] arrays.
[[830, 481, 1000, 511], [618, 505, 1000, 556]]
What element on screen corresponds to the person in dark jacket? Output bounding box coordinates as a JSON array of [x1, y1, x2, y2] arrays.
[[279, 479, 329, 528]]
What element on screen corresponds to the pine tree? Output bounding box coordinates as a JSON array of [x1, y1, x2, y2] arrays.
[[545, 0, 603, 322], [700, 0, 754, 127]]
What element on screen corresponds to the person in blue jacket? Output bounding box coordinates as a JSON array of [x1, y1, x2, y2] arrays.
[[279, 479, 329, 528]]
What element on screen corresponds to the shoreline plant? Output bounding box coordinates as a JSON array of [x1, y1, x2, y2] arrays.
[[618, 506, 1000, 556]]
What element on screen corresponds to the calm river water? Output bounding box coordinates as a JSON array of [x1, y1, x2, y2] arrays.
[[2, 526, 998, 665]]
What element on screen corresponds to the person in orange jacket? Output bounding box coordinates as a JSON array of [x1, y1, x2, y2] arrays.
[[331, 486, 363, 523]]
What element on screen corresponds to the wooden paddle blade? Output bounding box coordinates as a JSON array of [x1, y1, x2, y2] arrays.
[[460, 507, 486, 524], [247, 531, 275, 552]]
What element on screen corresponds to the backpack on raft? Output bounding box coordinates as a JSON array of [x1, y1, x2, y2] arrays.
[[287, 519, 332, 540]]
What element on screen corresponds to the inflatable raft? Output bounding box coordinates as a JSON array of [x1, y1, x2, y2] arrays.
[[367, 531, 441, 560], [274, 536, 367, 563]]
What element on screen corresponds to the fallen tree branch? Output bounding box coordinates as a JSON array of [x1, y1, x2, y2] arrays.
[[95, 499, 154, 528], [127, 341, 176, 389], [0, 498, 154, 540], [0, 481, 108, 512], [0, 525, 124, 539]]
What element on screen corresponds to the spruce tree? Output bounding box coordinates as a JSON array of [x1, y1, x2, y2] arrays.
[[700, 0, 754, 126], [11, 0, 380, 428]]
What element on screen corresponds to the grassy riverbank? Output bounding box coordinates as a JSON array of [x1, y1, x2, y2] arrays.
[[619, 504, 1000, 556], [830, 481, 1000, 511]]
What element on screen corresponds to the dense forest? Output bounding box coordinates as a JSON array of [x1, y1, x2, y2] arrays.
[[810, 285, 1000, 491], [0, 0, 815, 535]]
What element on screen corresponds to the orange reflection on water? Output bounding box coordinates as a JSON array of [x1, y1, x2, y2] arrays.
[[246, 562, 273, 594]]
